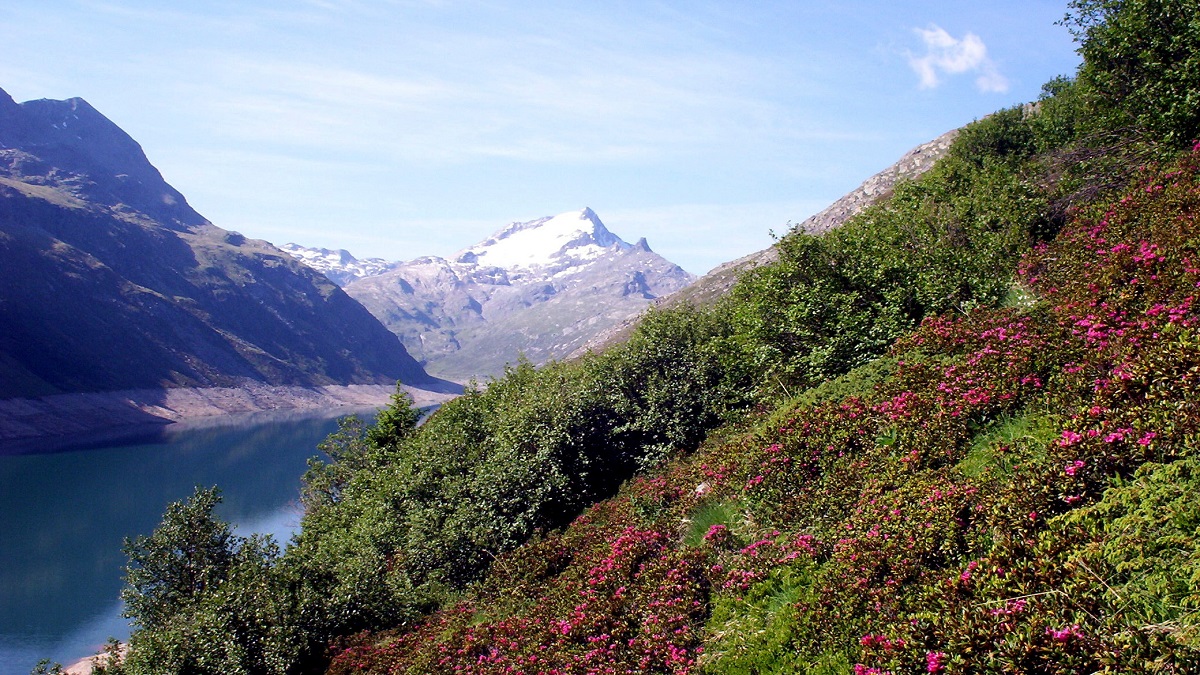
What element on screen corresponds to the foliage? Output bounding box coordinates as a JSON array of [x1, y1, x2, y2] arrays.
[[29, 660, 64, 675], [121, 487, 236, 632], [276, 304, 753, 668], [110, 3, 1200, 670], [119, 488, 303, 674], [726, 105, 1051, 391], [317, 149, 1200, 674], [1064, 0, 1200, 146]]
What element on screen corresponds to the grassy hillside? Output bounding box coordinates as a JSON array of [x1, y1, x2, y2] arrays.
[[326, 147, 1200, 673], [88, 1, 1200, 673]]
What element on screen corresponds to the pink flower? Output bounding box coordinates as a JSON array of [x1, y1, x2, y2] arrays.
[[960, 560, 979, 582], [1138, 432, 1157, 446], [926, 651, 948, 673], [1064, 460, 1085, 476], [703, 524, 729, 542], [1046, 624, 1083, 642], [1058, 429, 1083, 447]]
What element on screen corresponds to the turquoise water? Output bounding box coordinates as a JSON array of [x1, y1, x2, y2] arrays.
[[0, 410, 372, 674]]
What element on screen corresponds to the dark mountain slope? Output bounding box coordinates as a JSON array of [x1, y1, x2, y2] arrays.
[[0, 88, 432, 398]]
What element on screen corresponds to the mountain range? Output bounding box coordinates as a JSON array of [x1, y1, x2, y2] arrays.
[[285, 208, 695, 381], [0, 87, 435, 401]]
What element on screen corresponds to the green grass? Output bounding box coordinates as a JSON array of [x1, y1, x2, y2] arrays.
[[958, 410, 1058, 478], [683, 499, 745, 547], [701, 566, 824, 674]]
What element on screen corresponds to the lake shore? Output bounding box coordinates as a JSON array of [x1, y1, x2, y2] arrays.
[[0, 380, 462, 455]]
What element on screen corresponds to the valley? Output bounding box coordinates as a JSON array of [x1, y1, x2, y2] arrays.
[[7, 1, 1200, 673]]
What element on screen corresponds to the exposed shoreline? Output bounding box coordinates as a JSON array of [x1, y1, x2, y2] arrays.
[[0, 380, 461, 455]]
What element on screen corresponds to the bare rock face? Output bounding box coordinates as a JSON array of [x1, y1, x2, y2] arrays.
[[0, 87, 434, 399], [796, 129, 960, 235], [290, 209, 696, 382]]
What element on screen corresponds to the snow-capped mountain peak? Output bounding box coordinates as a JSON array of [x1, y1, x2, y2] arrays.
[[279, 243, 395, 286], [289, 206, 695, 381], [453, 208, 631, 271]]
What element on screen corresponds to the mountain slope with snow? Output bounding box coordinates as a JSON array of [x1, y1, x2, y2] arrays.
[[334, 208, 695, 381], [278, 243, 396, 286]]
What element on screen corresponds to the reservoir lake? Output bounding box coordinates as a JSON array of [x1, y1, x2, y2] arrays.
[[0, 409, 377, 675]]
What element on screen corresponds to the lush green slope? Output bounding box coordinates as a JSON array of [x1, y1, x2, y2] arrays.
[[91, 1, 1200, 673], [316, 152, 1200, 675]]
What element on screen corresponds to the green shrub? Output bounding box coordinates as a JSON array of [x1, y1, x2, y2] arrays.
[[119, 488, 303, 674], [727, 112, 1048, 391], [1066, 0, 1200, 146]]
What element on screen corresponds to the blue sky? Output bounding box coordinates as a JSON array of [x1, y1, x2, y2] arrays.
[[1, 1, 1082, 274]]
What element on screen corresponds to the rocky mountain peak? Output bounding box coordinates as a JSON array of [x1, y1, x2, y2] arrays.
[[0, 88, 436, 400], [0, 88, 206, 229], [0, 87, 21, 124], [454, 208, 632, 272], [336, 207, 695, 381], [278, 242, 395, 286]]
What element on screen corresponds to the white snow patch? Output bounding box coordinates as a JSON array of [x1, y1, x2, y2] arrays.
[[453, 208, 631, 271]]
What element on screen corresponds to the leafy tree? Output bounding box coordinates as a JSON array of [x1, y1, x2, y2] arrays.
[[364, 383, 421, 449], [726, 110, 1046, 391], [120, 488, 303, 674], [121, 486, 235, 632], [29, 660, 64, 675], [1065, 0, 1200, 145]]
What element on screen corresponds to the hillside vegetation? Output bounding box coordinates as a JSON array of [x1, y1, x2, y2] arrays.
[[84, 1, 1200, 673]]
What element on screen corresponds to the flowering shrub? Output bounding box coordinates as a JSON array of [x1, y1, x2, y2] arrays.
[[106, 7, 1200, 673], [321, 151, 1200, 674]]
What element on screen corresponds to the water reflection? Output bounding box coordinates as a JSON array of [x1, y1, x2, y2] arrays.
[[0, 408, 376, 674]]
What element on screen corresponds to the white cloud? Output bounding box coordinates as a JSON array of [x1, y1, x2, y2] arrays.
[[908, 25, 1008, 93]]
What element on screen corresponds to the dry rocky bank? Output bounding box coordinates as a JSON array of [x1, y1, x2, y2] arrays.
[[0, 380, 460, 454]]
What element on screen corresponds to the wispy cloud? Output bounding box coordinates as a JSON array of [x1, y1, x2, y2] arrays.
[[181, 28, 808, 167], [908, 25, 1008, 93]]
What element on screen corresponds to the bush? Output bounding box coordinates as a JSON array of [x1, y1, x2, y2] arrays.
[[1066, 0, 1200, 146], [120, 488, 303, 674], [727, 111, 1048, 391]]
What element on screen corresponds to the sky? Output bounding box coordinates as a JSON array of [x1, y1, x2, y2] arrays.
[[0, 1, 1083, 275]]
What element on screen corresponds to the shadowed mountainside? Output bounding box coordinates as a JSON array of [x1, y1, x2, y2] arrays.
[[0, 87, 435, 399]]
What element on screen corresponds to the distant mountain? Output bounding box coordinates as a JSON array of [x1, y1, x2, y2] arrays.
[[0, 87, 434, 399], [277, 243, 396, 286], [308, 209, 695, 381]]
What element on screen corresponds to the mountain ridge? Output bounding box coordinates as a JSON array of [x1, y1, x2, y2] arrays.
[[286, 207, 696, 381], [0, 87, 440, 410]]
